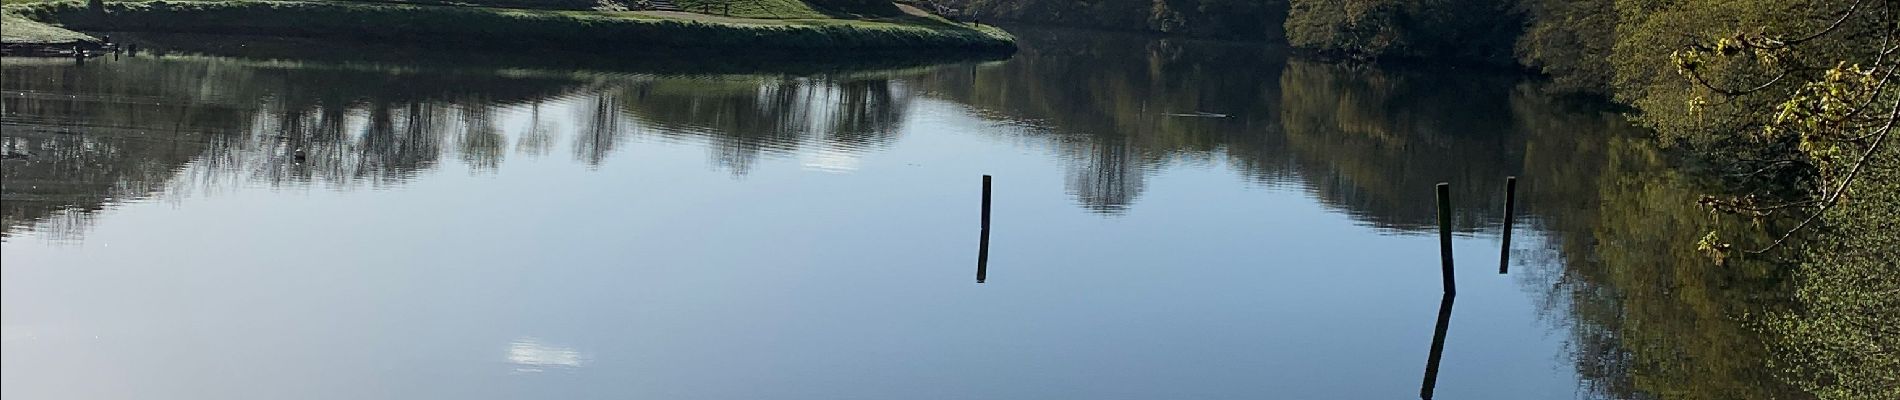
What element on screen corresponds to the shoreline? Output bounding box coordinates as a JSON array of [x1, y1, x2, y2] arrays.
[[1, 10, 102, 55], [1, 0, 1015, 56], [9, 31, 1013, 76]]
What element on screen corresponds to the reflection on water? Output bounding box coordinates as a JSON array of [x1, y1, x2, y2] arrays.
[[1419, 293, 1456, 400], [1, 35, 1525, 236], [1, 29, 1807, 399], [508, 338, 585, 372], [617, 76, 910, 175]]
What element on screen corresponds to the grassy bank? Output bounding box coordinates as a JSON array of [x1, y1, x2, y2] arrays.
[[669, 0, 834, 18], [2, 13, 89, 42], [87, 31, 1010, 76], [1, 0, 1014, 52], [1, 10, 95, 45]]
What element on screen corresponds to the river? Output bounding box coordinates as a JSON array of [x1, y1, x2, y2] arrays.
[[1, 28, 1804, 399]]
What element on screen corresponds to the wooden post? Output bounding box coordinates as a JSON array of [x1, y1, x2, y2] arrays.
[[1437, 183, 1456, 295], [977, 175, 992, 283], [1419, 294, 1456, 399], [1498, 176, 1517, 274]]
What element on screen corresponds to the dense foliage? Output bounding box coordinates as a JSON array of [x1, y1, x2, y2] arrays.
[[1283, 0, 1521, 64], [1299, 0, 1898, 397]]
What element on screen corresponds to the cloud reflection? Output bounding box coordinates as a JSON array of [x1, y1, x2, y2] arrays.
[[800, 147, 863, 173], [507, 337, 584, 372]]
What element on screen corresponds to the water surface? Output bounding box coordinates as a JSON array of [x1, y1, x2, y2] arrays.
[[2, 29, 1799, 399]]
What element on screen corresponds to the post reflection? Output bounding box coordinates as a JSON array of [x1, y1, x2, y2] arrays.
[[1419, 293, 1457, 400]]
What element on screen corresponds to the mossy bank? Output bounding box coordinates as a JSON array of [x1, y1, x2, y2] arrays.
[[1, 0, 1015, 54]]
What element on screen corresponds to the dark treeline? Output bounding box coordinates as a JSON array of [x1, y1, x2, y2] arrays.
[[947, 0, 1880, 102], [943, 0, 1289, 39]]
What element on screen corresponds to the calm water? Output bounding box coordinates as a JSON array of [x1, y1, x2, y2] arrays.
[[2, 29, 1800, 399]]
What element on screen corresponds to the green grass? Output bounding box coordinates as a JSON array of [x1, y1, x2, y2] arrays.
[[332, 0, 598, 10], [0, 0, 86, 45], [661, 0, 909, 19], [3, 0, 1013, 50], [1, 11, 94, 44], [669, 0, 829, 19]]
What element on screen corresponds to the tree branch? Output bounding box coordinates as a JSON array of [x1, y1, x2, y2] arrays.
[[1748, 93, 1898, 254]]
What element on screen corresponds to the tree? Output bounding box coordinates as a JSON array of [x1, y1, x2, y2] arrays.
[[1283, 0, 1524, 64], [1514, 0, 1616, 93], [1611, 1, 1898, 397], [1616, 0, 1895, 253]]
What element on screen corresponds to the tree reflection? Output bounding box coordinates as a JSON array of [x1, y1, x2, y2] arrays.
[[1060, 139, 1147, 213], [2, 52, 924, 237], [1277, 61, 1523, 232], [514, 100, 556, 158], [1, 58, 255, 239], [617, 76, 909, 175], [1, 55, 576, 237], [574, 91, 626, 168], [1505, 87, 1805, 400], [910, 28, 1286, 213], [458, 98, 507, 172]]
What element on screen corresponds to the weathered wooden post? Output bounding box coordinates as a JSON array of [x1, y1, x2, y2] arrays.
[[1437, 182, 1456, 296], [977, 175, 992, 283], [1499, 176, 1517, 274]]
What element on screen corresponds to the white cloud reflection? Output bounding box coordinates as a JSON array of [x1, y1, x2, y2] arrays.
[[800, 147, 862, 173], [507, 337, 584, 372]]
